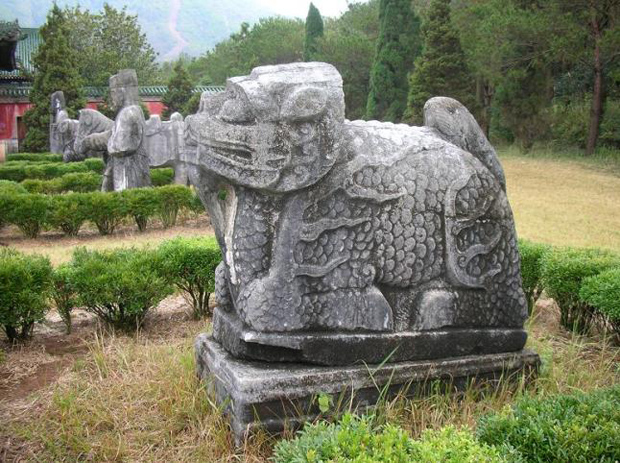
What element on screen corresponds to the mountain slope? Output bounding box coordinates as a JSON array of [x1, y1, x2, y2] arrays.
[[0, 0, 277, 60]]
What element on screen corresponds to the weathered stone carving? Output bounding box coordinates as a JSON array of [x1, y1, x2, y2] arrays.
[[105, 69, 151, 191], [50, 91, 80, 161], [145, 112, 188, 184], [188, 63, 538, 439], [74, 70, 151, 191]]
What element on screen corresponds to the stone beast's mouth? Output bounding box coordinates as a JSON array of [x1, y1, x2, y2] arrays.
[[187, 112, 285, 189]]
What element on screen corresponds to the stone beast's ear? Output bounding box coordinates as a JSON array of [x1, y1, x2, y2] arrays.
[[280, 87, 328, 122]]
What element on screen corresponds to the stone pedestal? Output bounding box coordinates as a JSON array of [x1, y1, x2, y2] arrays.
[[195, 333, 540, 442]]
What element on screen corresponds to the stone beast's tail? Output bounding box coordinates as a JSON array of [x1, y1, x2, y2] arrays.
[[423, 97, 506, 192]]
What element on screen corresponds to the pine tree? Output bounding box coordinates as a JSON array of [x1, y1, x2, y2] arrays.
[[162, 60, 194, 119], [22, 5, 85, 152], [405, 0, 475, 124], [304, 3, 324, 61], [365, 0, 421, 122]]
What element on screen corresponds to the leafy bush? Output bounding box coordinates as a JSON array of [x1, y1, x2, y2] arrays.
[[150, 168, 174, 187], [6, 153, 63, 163], [0, 249, 53, 342], [0, 158, 104, 182], [0, 181, 27, 229], [518, 239, 549, 314], [23, 172, 103, 194], [51, 264, 77, 334], [580, 267, 620, 337], [83, 191, 128, 235], [477, 386, 620, 463], [156, 185, 193, 228], [274, 414, 506, 463], [122, 188, 160, 232], [69, 248, 173, 331], [189, 191, 205, 216], [6, 193, 50, 238], [48, 193, 90, 236], [540, 247, 620, 333], [156, 237, 221, 319]]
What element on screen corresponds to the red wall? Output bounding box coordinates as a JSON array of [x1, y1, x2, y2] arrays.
[[0, 102, 31, 140]]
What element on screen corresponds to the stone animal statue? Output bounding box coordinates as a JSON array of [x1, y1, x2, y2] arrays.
[[74, 108, 114, 190], [49, 91, 79, 161], [185, 62, 528, 365], [145, 112, 188, 184]]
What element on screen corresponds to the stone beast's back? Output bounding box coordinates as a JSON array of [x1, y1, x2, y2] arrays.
[[186, 62, 527, 366]]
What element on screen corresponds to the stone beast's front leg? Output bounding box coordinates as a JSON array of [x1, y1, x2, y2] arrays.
[[236, 195, 393, 333]]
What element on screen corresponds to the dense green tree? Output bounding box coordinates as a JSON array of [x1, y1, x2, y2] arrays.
[[366, 0, 421, 122], [455, 0, 553, 149], [162, 60, 194, 119], [304, 3, 324, 61], [22, 5, 85, 152], [64, 4, 159, 87], [317, 0, 380, 119], [545, 0, 620, 155], [405, 0, 475, 124], [187, 17, 304, 84]]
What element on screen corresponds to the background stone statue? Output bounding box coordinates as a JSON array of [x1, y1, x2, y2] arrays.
[[187, 62, 528, 366], [73, 108, 114, 188], [49, 91, 79, 161], [145, 112, 188, 184], [105, 69, 152, 191]]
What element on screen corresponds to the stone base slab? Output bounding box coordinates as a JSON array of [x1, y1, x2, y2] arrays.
[[213, 307, 528, 366], [195, 334, 540, 442]]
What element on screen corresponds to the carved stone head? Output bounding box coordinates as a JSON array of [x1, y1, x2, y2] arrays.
[[109, 69, 139, 112], [187, 62, 345, 193], [50, 91, 66, 122]]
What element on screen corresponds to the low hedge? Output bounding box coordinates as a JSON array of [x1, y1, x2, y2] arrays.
[[2, 185, 201, 237], [518, 239, 549, 314], [150, 168, 174, 187], [274, 414, 507, 463], [69, 248, 173, 331], [540, 247, 620, 334], [155, 237, 220, 319], [580, 267, 620, 337], [477, 386, 620, 462], [0, 249, 53, 342], [22, 172, 103, 194], [6, 153, 63, 163], [0, 158, 104, 182], [51, 263, 77, 334]]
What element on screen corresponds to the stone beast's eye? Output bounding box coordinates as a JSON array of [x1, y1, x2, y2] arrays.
[[219, 97, 254, 123], [281, 87, 327, 122]]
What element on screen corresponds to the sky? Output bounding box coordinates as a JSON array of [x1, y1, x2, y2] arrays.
[[258, 0, 355, 18]]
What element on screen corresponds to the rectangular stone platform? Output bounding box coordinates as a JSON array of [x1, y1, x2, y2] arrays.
[[195, 334, 540, 442]]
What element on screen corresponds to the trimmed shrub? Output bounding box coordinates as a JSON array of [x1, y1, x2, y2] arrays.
[[274, 414, 506, 463], [0, 181, 27, 229], [150, 168, 174, 187], [6, 153, 63, 163], [189, 192, 205, 216], [580, 267, 620, 337], [156, 185, 193, 228], [23, 172, 103, 194], [0, 249, 53, 342], [156, 237, 221, 319], [122, 188, 160, 232], [51, 264, 77, 334], [69, 248, 173, 331], [477, 386, 620, 463], [540, 247, 620, 333], [83, 191, 128, 235], [518, 239, 549, 314], [6, 193, 50, 238], [48, 193, 90, 236], [0, 158, 104, 182]]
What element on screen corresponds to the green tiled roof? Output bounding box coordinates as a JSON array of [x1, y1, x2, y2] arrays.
[[0, 84, 224, 98], [0, 28, 41, 81]]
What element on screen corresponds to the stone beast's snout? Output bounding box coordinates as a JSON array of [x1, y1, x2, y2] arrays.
[[188, 62, 346, 193]]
